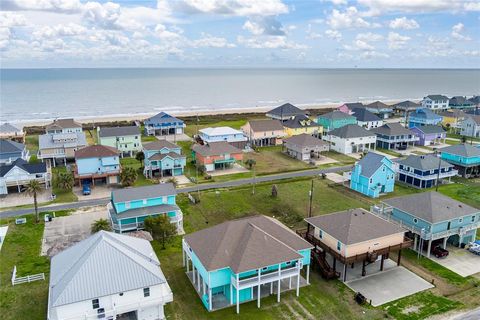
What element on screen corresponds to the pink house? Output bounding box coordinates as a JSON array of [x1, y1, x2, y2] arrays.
[[337, 102, 364, 115]]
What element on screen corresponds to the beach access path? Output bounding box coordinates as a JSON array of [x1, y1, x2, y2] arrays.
[[0, 164, 352, 219]]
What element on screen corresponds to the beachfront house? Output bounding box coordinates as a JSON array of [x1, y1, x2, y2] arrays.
[[45, 118, 82, 134], [364, 101, 394, 119], [283, 134, 329, 162], [144, 112, 185, 136], [198, 127, 248, 149], [182, 215, 313, 313], [316, 111, 357, 132], [0, 159, 50, 195], [410, 125, 446, 146], [322, 124, 376, 155], [439, 110, 466, 132], [408, 108, 443, 128], [98, 126, 142, 157], [459, 115, 480, 138], [468, 96, 480, 108], [439, 144, 480, 178], [108, 183, 183, 234], [351, 108, 383, 129], [392, 100, 421, 116], [396, 154, 457, 189], [266, 103, 306, 121], [0, 139, 29, 165], [74, 145, 121, 186], [192, 141, 243, 172], [47, 231, 173, 320], [38, 132, 87, 166], [449, 96, 475, 110], [241, 119, 286, 147], [371, 123, 418, 150], [143, 140, 186, 178], [283, 115, 323, 137], [337, 102, 364, 115], [0, 123, 24, 142], [421, 95, 449, 111], [303, 209, 409, 282], [373, 192, 479, 256], [350, 152, 395, 198]]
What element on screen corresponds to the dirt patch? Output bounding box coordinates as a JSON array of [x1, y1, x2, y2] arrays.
[[402, 305, 422, 315]]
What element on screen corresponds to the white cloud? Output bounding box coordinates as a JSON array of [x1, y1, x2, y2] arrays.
[[0, 12, 27, 28], [154, 24, 183, 41], [361, 50, 389, 58], [325, 29, 342, 41], [2, 0, 82, 13], [237, 35, 307, 49], [191, 34, 235, 48], [325, 0, 348, 5], [32, 23, 86, 39], [356, 32, 383, 42], [451, 23, 471, 41], [176, 0, 288, 16], [387, 32, 410, 49], [464, 1, 480, 11], [243, 17, 286, 36], [326, 7, 380, 29], [358, 0, 453, 15], [389, 17, 419, 30]]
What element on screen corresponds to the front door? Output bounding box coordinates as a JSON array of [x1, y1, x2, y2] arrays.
[[447, 221, 451, 230]]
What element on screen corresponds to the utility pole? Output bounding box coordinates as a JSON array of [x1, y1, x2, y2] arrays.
[[196, 113, 200, 199], [252, 165, 256, 195], [435, 151, 442, 192], [306, 179, 314, 236]]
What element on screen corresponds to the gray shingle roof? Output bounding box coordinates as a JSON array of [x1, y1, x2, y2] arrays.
[[327, 124, 375, 139], [283, 134, 329, 148], [0, 123, 22, 133], [267, 103, 305, 117], [0, 159, 47, 177], [144, 112, 183, 125], [49, 231, 168, 307], [413, 125, 445, 134], [148, 151, 184, 161], [397, 154, 453, 171], [283, 115, 318, 129], [449, 96, 474, 106], [393, 100, 421, 111], [0, 139, 24, 153], [184, 215, 313, 273], [143, 140, 180, 151], [112, 183, 176, 203], [425, 95, 448, 101], [468, 96, 480, 104], [98, 126, 140, 137], [46, 118, 82, 130], [192, 141, 241, 156], [305, 208, 405, 245], [371, 123, 413, 136], [318, 110, 357, 121], [343, 102, 364, 109], [356, 152, 388, 178], [75, 145, 119, 159], [351, 108, 382, 122], [247, 119, 284, 132], [367, 101, 393, 111], [383, 192, 479, 223], [440, 143, 480, 158]]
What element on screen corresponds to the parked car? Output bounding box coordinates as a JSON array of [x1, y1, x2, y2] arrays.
[[468, 242, 480, 256], [431, 245, 449, 258], [82, 183, 91, 196]]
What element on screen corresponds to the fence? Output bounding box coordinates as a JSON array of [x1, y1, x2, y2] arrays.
[[11, 266, 45, 286]]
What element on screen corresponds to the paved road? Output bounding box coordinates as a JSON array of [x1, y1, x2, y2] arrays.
[[0, 165, 352, 219]]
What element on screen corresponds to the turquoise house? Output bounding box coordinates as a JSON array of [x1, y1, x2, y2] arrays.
[[143, 140, 186, 178], [74, 145, 120, 186], [316, 111, 357, 132], [350, 152, 395, 198], [375, 192, 479, 258], [182, 215, 313, 313], [108, 183, 183, 234], [408, 108, 443, 128], [440, 144, 480, 178]]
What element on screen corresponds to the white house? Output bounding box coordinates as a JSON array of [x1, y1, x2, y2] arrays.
[[45, 118, 83, 134], [48, 231, 173, 320], [459, 115, 480, 138], [0, 159, 50, 194], [198, 126, 248, 149], [351, 108, 383, 129], [322, 124, 376, 154], [421, 95, 449, 111]]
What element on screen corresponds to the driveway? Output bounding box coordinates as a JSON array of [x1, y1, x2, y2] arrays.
[[325, 172, 349, 184], [41, 207, 107, 256], [313, 156, 338, 166], [429, 245, 480, 277], [73, 185, 116, 200], [0, 190, 53, 209], [155, 133, 191, 142], [209, 163, 249, 177], [345, 266, 434, 307]]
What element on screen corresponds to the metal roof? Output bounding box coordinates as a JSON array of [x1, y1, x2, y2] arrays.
[[110, 203, 180, 220], [38, 132, 87, 150], [397, 154, 453, 171], [199, 126, 244, 136], [98, 126, 140, 137], [0, 123, 22, 133], [305, 208, 405, 245], [355, 152, 389, 178], [383, 192, 479, 223], [112, 183, 176, 203], [327, 124, 375, 139], [49, 231, 168, 307]]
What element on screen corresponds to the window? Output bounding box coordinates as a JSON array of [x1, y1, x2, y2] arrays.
[[125, 201, 130, 209], [337, 241, 341, 251], [472, 216, 476, 222], [285, 261, 291, 265], [143, 199, 147, 205], [319, 230, 323, 239], [119, 293, 124, 296], [143, 287, 150, 297], [459, 218, 463, 223], [413, 218, 418, 224], [262, 266, 268, 271], [369, 178, 373, 183], [92, 299, 100, 309]]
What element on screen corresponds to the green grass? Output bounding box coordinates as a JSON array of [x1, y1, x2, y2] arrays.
[[84, 129, 97, 145], [447, 133, 480, 142], [120, 157, 153, 186], [246, 146, 312, 175], [376, 148, 402, 157], [322, 151, 357, 165], [437, 180, 480, 209], [51, 167, 78, 204], [25, 134, 39, 153], [383, 291, 462, 320]]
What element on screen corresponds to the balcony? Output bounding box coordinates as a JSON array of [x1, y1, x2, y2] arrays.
[[397, 169, 458, 180], [231, 264, 300, 290]]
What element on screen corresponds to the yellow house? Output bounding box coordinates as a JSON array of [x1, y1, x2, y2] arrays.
[[439, 110, 466, 132], [283, 115, 324, 137]]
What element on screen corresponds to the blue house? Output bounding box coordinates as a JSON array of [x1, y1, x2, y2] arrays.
[[144, 112, 185, 136], [108, 183, 183, 234], [350, 152, 395, 198], [440, 144, 480, 178], [396, 154, 457, 188], [74, 145, 120, 186], [182, 215, 312, 313], [143, 140, 186, 178], [408, 108, 443, 128], [376, 192, 479, 258], [0, 139, 29, 165]]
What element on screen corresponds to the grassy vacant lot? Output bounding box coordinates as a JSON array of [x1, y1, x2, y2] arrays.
[[447, 132, 480, 142], [244, 146, 312, 175], [322, 151, 357, 165], [120, 157, 153, 186], [25, 134, 39, 153], [376, 148, 402, 157], [51, 167, 78, 204]]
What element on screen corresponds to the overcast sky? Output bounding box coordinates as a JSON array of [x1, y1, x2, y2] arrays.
[[1, 0, 480, 68]]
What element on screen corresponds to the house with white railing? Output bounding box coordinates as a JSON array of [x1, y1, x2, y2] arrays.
[[47, 231, 173, 320], [371, 192, 479, 258], [0, 159, 50, 195], [108, 183, 183, 234], [182, 215, 313, 314]]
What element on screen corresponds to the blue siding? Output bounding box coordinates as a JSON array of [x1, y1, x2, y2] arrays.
[[76, 155, 119, 175], [350, 157, 395, 198]]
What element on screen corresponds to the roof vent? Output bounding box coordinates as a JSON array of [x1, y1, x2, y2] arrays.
[[354, 213, 358, 216], [420, 155, 425, 159]]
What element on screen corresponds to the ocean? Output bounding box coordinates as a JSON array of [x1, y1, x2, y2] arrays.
[[1, 68, 479, 124]]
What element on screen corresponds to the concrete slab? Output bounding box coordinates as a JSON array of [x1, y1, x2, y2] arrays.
[[345, 266, 434, 307], [429, 246, 480, 277], [313, 156, 338, 166], [209, 163, 249, 177], [155, 134, 191, 142], [0, 226, 8, 251], [41, 206, 107, 256], [73, 185, 116, 200], [0, 190, 53, 209], [325, 172, 349, 184]]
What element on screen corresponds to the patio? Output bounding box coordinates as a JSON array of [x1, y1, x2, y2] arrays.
[[208, 163, 249, 177]]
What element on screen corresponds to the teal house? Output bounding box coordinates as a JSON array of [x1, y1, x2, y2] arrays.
[[108, 183, 183, 234], [374, 192, 479, 258], [182, 215, 313, 313], [143, 140, 186, 178], [316, 111, 357, 132], [350, 152, 395, 198], [440, 144, 480, 178], [98, 126, 142, 157]]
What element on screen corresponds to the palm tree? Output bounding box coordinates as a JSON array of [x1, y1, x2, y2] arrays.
[[25, 180, 42, 223], [245, 158, 256, 170], [120, 167, 138, 187], [56, 171, 74, 190], [91, 218, 111, 233], [167, 177, 178, 187], [135, 151, 145, 169]]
